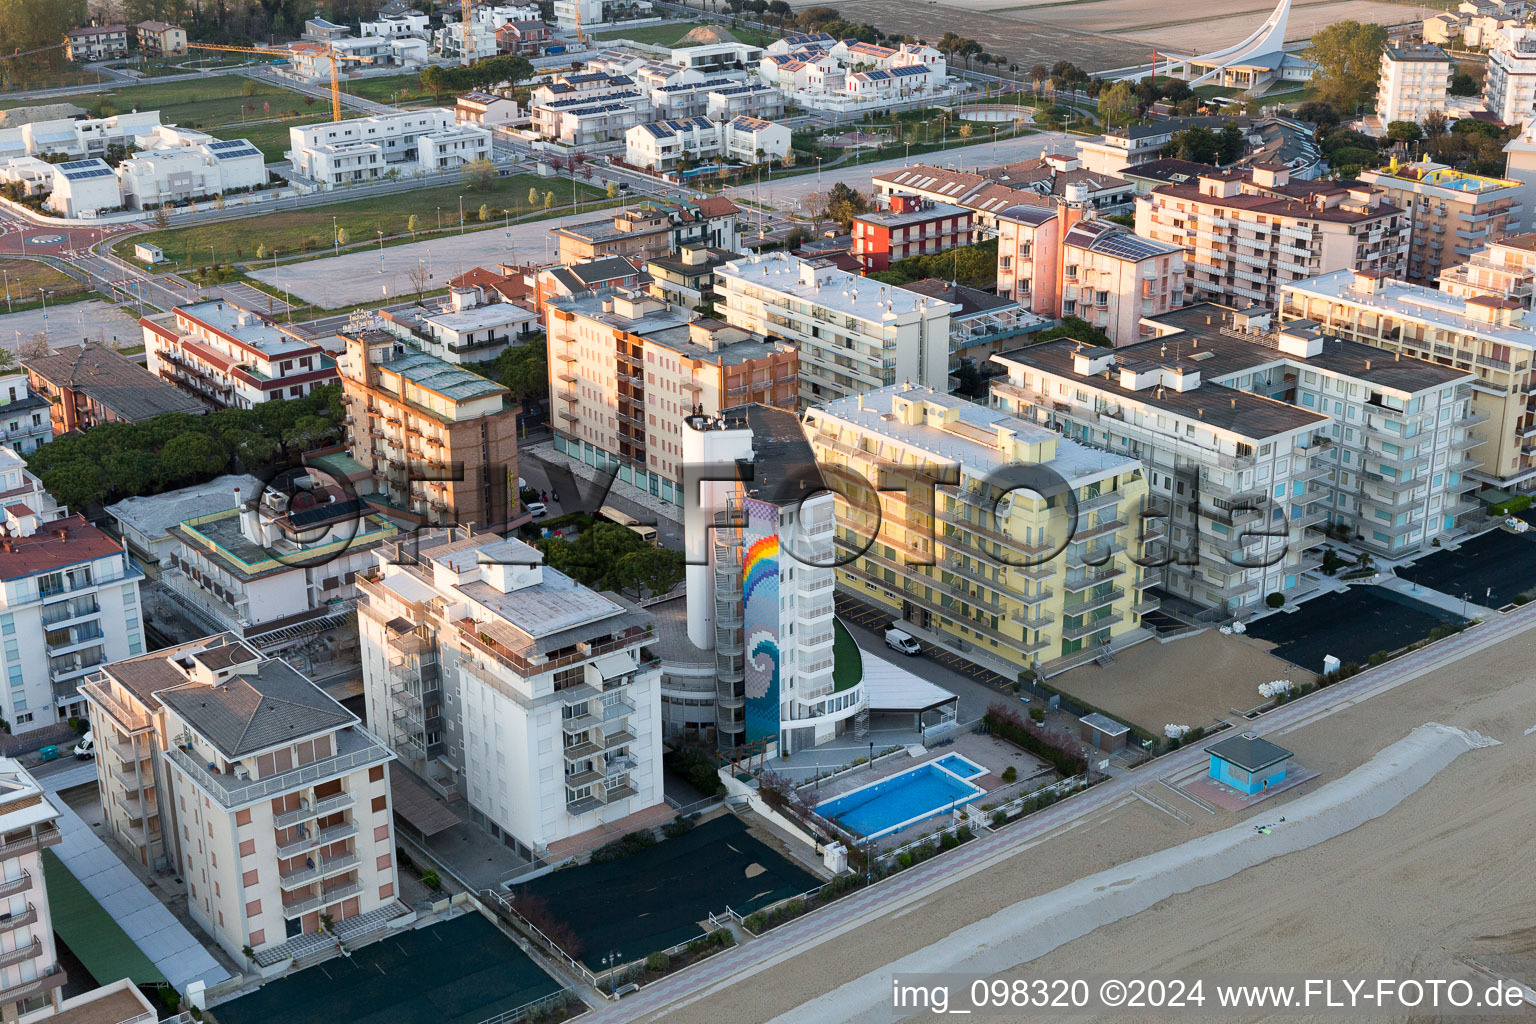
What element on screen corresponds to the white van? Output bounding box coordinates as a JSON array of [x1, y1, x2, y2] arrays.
[[885, 627, 922, 655], [73, 731, 94, 760]]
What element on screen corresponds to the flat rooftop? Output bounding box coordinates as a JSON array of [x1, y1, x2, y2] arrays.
[[419, 301, 537, 334], [378, 350, 510, 402], [996, 339, 1330, 439], [1287, 269, 1536, 351], [435, 537, 627, 639], [717, 252, 951, 325], [809, 383, 1140, 486], [1146, 304, 1476, 393], [106, 473, 260, 543], [856, 200, 969, 229]]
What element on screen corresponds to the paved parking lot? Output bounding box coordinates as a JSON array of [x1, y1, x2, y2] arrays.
[[1394, 526, 1536, 609], [1243, 585, 1467, 673], [834, 592, 1016, 690], [0, 299, 141, 351]]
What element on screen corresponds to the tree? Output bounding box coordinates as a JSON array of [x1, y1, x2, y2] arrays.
[[1386, 120, 1423, 144], [255, 244, 266, 261], [462, 157, 497, 192], [611, 547, 684, 597], [1216, 122, 1245, 164], [157, 433, 228, 487], [1162, 124, 1219, 163], [528, 187, 540, 207], [1305, 21, 1389, 111], [543, 191, 554, 209], [1449, 70, 1480, 97], [1028, 63, 1048, 94], [478, 203, 491, 222], [335, 227, 348, 246], [407, 214, 419, 238], [407, 261, 430, 299], [152, 206, 171, 230], [1036, 316, 1112, 347], [606, 180, 619, 199], [1423, 110, 1449, 139], [1097, 81, 1136, 127]]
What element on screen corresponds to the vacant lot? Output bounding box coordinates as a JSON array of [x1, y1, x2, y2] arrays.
[[592, 21, 777, 48], [340, 72, 445, 108], [1244, 585, 1466, 672], [1050, 629, 1293, 734], [513, 815, 819, 967], [0, 260, 90, 304], [112, 172, 605, 268]]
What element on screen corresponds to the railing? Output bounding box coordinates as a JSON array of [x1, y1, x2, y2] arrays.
[[0, 937, 39, 970], [0, 904, 38, 933], [0, 830, 59, 860], [277, 852, 360, 891], [0, 873, 30, 901], [165, 738, 391, 807], [79, 679, 151, 732]]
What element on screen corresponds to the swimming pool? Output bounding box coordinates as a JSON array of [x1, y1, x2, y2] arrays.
[[817, 754, 988, 840]]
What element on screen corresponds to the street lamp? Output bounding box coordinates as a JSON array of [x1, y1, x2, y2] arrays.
[[38, 289, 53, 341], [458, 194, 464, 234], [815, 154, 821, 184], [332, 216, 339, 257], [1, 268, 9, 314], [377, 229, 384, 272], [904, 141, 911, 166]]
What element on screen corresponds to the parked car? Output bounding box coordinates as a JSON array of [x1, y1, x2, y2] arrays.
[[885, 627, 921, 655], [527, 501, 547, 518]]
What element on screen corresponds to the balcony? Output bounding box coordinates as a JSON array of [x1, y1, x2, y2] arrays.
[[80, 680, 150, 733], [278, 852, 360, 891], [0, 829, 60, 860], [0, 904, 38, 933], [164, 730, 391, 808], [1061, 587, 1125, 617], [280, 881, 363, 919], [0, 965, 63, 1004], [274, 792, 355, 831], [1061, 566, 1124, 592], [1062, 614, 1123, 640], [0, 937, 40, 970], [0, 873, 31, 901], [275, 820, 357, 859]]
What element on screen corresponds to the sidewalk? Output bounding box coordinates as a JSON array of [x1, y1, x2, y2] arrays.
[[523, 441, 683, 526], [1377, 573, 1499, 620]]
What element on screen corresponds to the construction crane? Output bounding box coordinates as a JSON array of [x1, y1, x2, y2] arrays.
[[462, 0, 475, 66], [186, 42, 372, 123]]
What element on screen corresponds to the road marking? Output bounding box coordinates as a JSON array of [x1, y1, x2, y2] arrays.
[[1525, 724, 1536, 735]]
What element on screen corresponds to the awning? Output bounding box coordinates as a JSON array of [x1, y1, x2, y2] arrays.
[[592, 651, 638, 679], [862, 654, 959, 714], [42, 849, 167, 986], [389, 764, 462, 837]]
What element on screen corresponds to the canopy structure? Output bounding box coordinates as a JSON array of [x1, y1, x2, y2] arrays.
[[388, 764, 463, 838], [42, 850, 167, 987], [1112, 0, 1317, 94], [862, 655, 959, 723]]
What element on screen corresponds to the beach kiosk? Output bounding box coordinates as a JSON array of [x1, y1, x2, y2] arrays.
[[1204, 732, 1293, 795]]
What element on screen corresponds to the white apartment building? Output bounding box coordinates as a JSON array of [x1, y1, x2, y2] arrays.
[[680, 406, 861, 752], [1487, 27, 1536, 126], [286, 110, 490, 188], [624, 116, 720, 171], [362, 12, 431, 37], [706, 83, 785, 121], [115, 128, 267, 211], [164, 483, 398, 647], [0, 110, 160, 163], [380, 284, 538, 363], [1283, 268, 1535, 491], [65, 23, 128, 61], [1439, 233, 1536, 305], [715, 252, 953, 408], [531, 73, 653, 147], [45, 159, 121, 217], [0, 449, 62, 527], [357, 528, 666, 860], [1136, 164, 1410, 309], [106, 474, 262, 571], [0, 513, 143, 733], [80, 634, 399, 964], [552, 0, 605, 30], [0, 758, 64, 1019], [1377, 45, 1453, 126], [141, 299, 336, 408], [756, 40, 945, 112], [435, 4, 540, 60], [0, 372, 53, 455], [455, 91, 522, 129]]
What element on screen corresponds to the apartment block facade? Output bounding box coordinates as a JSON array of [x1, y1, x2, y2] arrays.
[[805, 385, 1154, 678], [680, 406, 861, 752], [339, 329, 519, 528], [357, 529, 665, 860], [1282, 269, 1534, 491], [141, 300, 336, 410], [546, 289, 796, 507], [1359, 162, 1523, 283], [1376, 45, 1452, 126], [1438, 234, 1536, 306], [1486, 26, 1536, 126], [851, 195, 974, 273], [1137, 164, 1409, 309], [80, 635, 398, 965], [0, 759, 64, 1020], [996, 195, 1185, 346], [0, 514, 143, 733], [716, 252, 953, 408]]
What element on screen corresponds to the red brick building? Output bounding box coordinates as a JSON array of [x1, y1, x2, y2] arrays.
[[851, 195, 974, 272]]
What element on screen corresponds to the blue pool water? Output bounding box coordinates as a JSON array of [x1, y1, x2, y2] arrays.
[[935, 754, 984, 779], [817, 759, 986, 839]]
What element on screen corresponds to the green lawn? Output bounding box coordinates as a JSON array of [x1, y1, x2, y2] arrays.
[[112, 172, 608, 268], [833, 618, 863, 693], [119, 55, 260, 77], [591, 20, 775, 48], [340, 71, 444, 107], [0, 75, 314, 129]]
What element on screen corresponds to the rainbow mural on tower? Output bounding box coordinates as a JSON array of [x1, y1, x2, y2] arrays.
[[741, 501, 781, 745]]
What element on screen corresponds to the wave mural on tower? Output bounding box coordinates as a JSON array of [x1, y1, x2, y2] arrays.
[[741, 500, 780, 745]]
